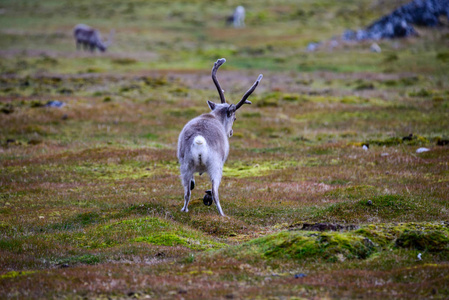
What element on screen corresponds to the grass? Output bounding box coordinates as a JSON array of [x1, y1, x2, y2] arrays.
[[1, 0, 449, 298]]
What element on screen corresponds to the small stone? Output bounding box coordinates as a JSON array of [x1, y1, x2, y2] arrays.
[[370, 43, 382, 53], [416, 147, 430, 153], [45, 100, 65, 108], [294, 273, 307, 278], [307, 42, 320, 52], [367, 200, 373, 205]]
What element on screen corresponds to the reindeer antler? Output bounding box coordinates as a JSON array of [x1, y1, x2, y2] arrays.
[[212, 58, 227, 103], [235, 74, 263, 110]]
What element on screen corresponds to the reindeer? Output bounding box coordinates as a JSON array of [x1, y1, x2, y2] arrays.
[[226, 6, 246, 28], [177, 58, 262, 216], [233, 6, 245, 28], [73, 24, 113, 52]]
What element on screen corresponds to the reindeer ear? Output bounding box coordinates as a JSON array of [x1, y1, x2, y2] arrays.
[[207, 100, 216, 111]]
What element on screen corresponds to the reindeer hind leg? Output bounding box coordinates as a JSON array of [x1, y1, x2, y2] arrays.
[[181, 169, 194, 212], [211, 177, 225, 216]]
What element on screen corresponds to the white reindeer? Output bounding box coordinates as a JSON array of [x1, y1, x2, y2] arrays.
[[73, 24, 113, 53], [233, 6, 245, 28], [177, 58, 262, 216]]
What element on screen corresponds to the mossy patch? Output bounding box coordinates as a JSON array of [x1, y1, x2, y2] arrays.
[[54, 217, 226, 251], [221, 230, 375, 263], [356, 222, 449, 252], [219, 222, 449, 263], [316, 195, 416, 222], [223, 160, 299, 178], [0, 270, 36, 280], [396, 230, 449, 252]]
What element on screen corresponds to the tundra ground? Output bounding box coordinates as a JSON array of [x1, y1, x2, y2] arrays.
[[1, 0, 449, 299]]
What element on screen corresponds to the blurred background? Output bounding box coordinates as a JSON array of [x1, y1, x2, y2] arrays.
[[0, 0, 448, 75]]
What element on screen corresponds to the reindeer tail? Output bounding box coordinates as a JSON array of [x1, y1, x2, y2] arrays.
[[194, 136, 206, 145], [192, 136, 207, 166]]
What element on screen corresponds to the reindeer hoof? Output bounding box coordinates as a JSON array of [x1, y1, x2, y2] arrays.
[[190, 179, 195, 191], [203, 191, 213, 206]]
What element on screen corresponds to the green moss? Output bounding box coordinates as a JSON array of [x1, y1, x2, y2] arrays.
[[436, 52, 449, 62], [53, 217, 226, 251], [317, 195, 416, 222], [220, 223, 449, 263], [355, 223, 449, 251], [222, 230, 375, 262], [396, 230, 449, 252], [73, 212, 102, 226], [324, 185, 377, 200], [135, 232, 190, 247], [223, 160, 299, 178], [409, 88, 433, 98], [366, 135, 429, 147], [0, 270, 36, 280]]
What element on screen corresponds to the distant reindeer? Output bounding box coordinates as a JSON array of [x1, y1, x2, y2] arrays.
[[177, 58, 262, 216], [73, 24, 113, 52], [226, 6, 245, 28]]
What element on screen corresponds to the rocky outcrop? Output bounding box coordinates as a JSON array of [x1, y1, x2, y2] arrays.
[[343, 0, 449, 40]]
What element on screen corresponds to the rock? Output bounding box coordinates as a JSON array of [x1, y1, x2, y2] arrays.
[[45, 100, 65, 108], [370, 43, 382, 53], [362, 144, 369, 151], [329, 39, 339, 50], [403, 133, 414, 141], [416, 147, 430, 153], [436, 139, 449, 146], [343, 0, 449, 41], [294, 273, 307, 278], [307, 42, 320, 52], [367, 200, 373, 205], [418, 253, 422, 260]]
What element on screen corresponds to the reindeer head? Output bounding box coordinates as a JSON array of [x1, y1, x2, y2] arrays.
[[98, 29, 115, 52], [207, 58, 262, 137]]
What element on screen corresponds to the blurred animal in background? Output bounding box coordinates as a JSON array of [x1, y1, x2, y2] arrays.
[[177, 58, 262, 216], [226, 6, 245, 28], [73, 24, 114, 52]]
